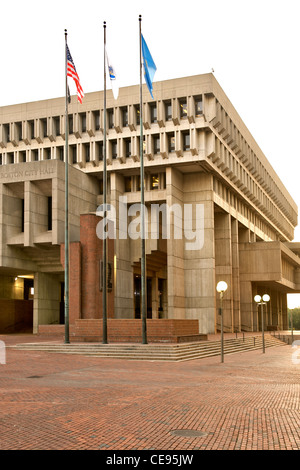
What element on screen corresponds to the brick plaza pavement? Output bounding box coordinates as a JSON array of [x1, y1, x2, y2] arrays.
[[0, 334, 299, 452]]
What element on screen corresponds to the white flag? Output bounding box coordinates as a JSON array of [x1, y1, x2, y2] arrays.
[[105, 48, 119, 100]]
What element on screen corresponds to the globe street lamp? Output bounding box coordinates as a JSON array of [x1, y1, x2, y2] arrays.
[[254, 294, 270, 353], [217, 281, 228, 363]]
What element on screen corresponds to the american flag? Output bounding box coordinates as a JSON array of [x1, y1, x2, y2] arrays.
[[66, 45, 84, 104]]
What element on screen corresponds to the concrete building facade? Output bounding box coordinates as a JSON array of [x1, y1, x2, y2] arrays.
[[0, 73, 300, 339]]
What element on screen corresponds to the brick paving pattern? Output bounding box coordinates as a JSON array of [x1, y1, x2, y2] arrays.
[[0, 334, 299, 450]]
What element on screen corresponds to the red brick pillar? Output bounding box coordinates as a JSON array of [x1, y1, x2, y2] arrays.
[[60, 241, 81, 325], [61, 214, 114, 324], [80, 214, 102, 319]]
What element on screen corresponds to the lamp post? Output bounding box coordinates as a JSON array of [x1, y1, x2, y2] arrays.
[[216, 281, 228, 363], [254, 294, 270, 353]]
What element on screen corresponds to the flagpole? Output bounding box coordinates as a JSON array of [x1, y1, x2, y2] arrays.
[[64, 29, 70, 344], [139, 15, 147, 344], [102, 21, 108, 344]]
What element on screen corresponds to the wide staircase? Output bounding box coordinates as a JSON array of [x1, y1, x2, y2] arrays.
[[11, 334, 286, 362]]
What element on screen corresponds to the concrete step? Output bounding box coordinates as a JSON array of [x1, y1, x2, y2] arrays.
[[10, 335, 285, 361]]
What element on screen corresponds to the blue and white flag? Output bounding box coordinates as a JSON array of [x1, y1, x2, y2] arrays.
[[105, 47, 119, 100], [141, 34, 156, 99]]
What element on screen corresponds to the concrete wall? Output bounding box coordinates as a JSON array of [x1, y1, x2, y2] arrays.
[[183, 172, 216, 334], [33, 272, 61, 333], [0, 275, 25, 299]]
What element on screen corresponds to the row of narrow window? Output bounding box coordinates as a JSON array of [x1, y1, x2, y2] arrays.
[[0, 96, 203, 145], [213, 179, 279, 241], [16, 174, 163, 236], [0, 132, 192, 165], [214, 176, 293, 240], [214, 100, 295, 228], [100, 174, 165, 194]]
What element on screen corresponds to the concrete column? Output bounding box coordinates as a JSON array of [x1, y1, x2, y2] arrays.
[[215, 212, 233, 332], [277, 292, 281, 329], [282, 293, 288, 329], [264, 290, 272, 327], [161, 279, 168, 318], [239, 280, 254, 331], [231, 218, 241, 331], [252, 284, 259, 331], [166, 167, 185, 319], [183, 172, 216, 334], [152, 273, 159, 319], [110, 172, 134, 318], [24, 181, 33, 247], [33, 272, 60, 333], [269, 295, 274, 327], [51, 174, 65, 245], [270, 289, 279, 328], [277, 292, 284, 330]]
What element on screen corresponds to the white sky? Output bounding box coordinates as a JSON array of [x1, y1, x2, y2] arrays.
[[2, 0, 300, 307]]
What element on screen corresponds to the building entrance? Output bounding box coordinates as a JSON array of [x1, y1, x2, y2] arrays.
[[0, 273, 34, 334]]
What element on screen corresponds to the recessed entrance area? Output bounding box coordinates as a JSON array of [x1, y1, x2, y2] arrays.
[[0, 273, 34, 334], [134, 275, 152, 319], [133, 250, 168, 320]]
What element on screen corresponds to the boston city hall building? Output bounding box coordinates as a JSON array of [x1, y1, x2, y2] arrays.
[[1, 73, 300, 342]]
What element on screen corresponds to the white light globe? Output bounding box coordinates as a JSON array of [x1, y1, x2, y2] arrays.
[[262, 294, 270, 302], [216, 281, 228, 293], [254, 295, 262, 303]]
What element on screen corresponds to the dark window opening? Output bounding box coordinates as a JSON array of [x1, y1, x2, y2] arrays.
[[164, 100, 172, 121], [48, 197, 52, 231], [179, 98, 188, 119], [85, 143, 90, 162], [111, 140, 117, 159], [121, 107, 128, 127], [81, 113, 86, 133], [153, 135, 160, 154], [29, 120, 34, 139], [41, 118, 47, 138], [183, 132, 190, 151], [4, 124, 10, 142], [124, 177, 131, 192], [108, 109, 114, 129], [71, 145, 77, 164], [125, 139, 131, 158], [54, 116, 60, 136], [45, 148, 51, 160], [195, 95, 203, 116], [93, 111, 100, 131], [150, 103, 157, 123], [97, 141, 103, 161], [168, 133, 175, 153], [68, 115, 73, 134]]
